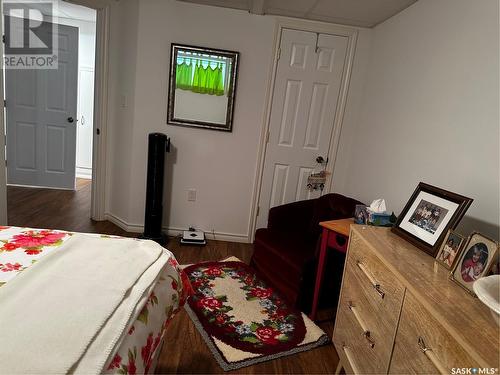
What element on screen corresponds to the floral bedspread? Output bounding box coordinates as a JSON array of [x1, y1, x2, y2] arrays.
[[0, 226, 189, 374]]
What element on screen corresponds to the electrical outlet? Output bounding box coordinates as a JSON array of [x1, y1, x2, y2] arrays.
[[187, 189, 196, 202]]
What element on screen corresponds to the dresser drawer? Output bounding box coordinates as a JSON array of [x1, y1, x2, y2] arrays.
[[339, 262, 403, 361], [389, 292, 481, 374], [333, 268, 389, 374], [347, 230, 406, 318]]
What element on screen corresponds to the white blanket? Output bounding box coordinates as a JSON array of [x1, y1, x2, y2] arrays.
[[0, 234, 169, 374]]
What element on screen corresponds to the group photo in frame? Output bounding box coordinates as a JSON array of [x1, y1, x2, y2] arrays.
[[451, 232, 499, 295], [392, 182, 473, 256]]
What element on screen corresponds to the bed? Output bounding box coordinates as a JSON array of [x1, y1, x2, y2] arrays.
[[0, 226, 189, 374]]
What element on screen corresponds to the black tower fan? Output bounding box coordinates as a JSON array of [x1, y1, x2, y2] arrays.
[[140, 133, 170, 245]]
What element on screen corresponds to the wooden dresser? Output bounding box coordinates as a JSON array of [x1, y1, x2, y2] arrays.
[[333, 225, 499, 374]]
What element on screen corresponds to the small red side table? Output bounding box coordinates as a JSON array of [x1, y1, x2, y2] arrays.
[[309, 218, 354, 320]]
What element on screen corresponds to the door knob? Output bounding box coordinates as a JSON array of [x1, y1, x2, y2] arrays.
[[67, 117, 74, 123], [316, 156, 325, 164]]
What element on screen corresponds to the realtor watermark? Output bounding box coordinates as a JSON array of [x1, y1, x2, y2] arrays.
[[3, 1, 58, 69], [452, 368, 499, 374]]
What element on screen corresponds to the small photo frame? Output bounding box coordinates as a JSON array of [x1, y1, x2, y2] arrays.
[[391, 182, 473, 256], [435, 230, 466, 270], [451, 232, 499, 295], [354, 205, 368, 224], [486, 251, 500, 276]]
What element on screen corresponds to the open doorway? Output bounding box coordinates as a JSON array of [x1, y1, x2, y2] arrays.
[[3, 0, 97, 229]]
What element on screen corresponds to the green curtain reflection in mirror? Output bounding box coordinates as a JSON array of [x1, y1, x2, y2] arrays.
[[176, 56, 225, 96], [176, 59, 193, 90]]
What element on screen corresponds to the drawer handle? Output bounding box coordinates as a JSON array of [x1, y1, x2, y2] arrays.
[[342, 345, 361, 374], [348, 302, 375, 348], [356, 261, 385, 299], [418, 337, 448, 375]]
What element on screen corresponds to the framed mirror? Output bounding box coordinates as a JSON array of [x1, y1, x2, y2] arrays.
[[167, 44, 239, 132]]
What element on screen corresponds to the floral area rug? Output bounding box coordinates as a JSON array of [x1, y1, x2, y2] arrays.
[[183, 258, 329, 371]]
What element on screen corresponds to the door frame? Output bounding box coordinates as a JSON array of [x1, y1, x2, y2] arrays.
[[90, 4, 110, 221], [0, 1, 110, 222], [247, 17, 358, 242]]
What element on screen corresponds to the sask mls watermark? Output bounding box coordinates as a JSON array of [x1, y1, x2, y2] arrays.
[[3, 1, 58, 69], [452, 368, 499, 375]]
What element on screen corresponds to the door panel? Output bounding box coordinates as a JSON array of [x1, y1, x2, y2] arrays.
[[46, 63, 68, 111], [5, 21, 78, 189], [15, 122, 36, 170], [46, 125, 66, 172], [256, 29, 348, 229], [269, 164, 289, 208], [304, 82, 328, 149], [278, 79, 302, 146], [296, 167, 314, 201], [16, 70, 37, 107]]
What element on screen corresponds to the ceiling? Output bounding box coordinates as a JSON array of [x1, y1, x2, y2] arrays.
[[5, 0, 96, 23], [177, 0, 418, 28]]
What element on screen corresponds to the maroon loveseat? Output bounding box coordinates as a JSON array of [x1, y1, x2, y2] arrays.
[[250, 193, 363, 313]]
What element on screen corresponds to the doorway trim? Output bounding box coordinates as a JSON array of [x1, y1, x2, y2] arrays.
[[90, 4, 109, 221], [62, 1, 110, 220], [247, 17, 359, 242], [0, 0, 110, 221]]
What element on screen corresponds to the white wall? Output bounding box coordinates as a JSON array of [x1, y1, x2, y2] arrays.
[[105, 0, 139, 223], [332, 0, 500, 239], [331, 27, 372, 195], [102, 0, 374, 242], [126, 0, 275, 241]]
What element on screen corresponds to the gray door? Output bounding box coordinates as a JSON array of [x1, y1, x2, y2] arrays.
[[5, 21, 78, 189]]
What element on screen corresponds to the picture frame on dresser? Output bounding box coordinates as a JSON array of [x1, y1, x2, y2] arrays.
[[487, 256, 500, 275], [450, 232, 499, 295], [435, 229, 466, 270], [391, 182, 473, 256]]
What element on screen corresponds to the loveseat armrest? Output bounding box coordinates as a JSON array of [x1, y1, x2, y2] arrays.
[[267, 199, 316, 232]]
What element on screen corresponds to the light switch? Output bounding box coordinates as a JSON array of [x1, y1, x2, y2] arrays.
[[120, 94, 128, 108], [188, 189, 196, 202]]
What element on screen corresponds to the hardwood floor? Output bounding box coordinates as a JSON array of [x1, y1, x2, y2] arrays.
[[7, 181, 339, 374], [160, 240, 338, 374], [7, 178, 130, 236]]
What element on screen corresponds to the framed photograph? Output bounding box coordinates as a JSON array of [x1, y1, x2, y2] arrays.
[[486, 254, 500, 276], [391, 182, 473, 256], [451, 232, 499, 295], [354, 205, 368, 224], [435, 230, 466, 269]]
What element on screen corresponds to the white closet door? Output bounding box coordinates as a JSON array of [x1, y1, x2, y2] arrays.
[[76, 68, 94, 178], [256, 29, 348, 229]]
